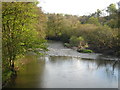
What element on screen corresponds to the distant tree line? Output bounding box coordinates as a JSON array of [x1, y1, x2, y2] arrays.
[[46, 3, 120, 56]]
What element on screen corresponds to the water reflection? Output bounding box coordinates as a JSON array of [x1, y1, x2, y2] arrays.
[[6, 55, 118, 88], [41, 56, 118, 88], [6, 55, 46, 88]]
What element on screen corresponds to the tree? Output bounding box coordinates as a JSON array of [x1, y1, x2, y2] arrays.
[[46, 14, 64, 39], [90, 9, 102, 17], [86, 17, 100, 26], [106, 19, 118, 28], [96, 9, 102, 17], [2, 2, 47, 77], [106, 4, 117, 15], [46, 14, 80, 41]]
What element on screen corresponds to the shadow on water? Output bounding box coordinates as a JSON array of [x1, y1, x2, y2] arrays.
[[6, 54, 46, 88]]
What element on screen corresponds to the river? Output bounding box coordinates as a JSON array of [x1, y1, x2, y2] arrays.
[[6, 41, 118, 88]]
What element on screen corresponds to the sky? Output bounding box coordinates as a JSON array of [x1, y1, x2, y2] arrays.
[[37, 0, 120, 16]]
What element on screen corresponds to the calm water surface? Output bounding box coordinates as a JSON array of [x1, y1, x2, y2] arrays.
[[6, 41, 118, 88]]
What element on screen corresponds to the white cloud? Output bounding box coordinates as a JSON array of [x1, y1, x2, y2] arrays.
[[37, 0, 119, 16]]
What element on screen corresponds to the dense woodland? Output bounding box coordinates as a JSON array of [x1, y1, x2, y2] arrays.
[[2, 2, 120, 87], [46, 4, 120, 55]]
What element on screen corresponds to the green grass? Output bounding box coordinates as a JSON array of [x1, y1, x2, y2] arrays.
[[77, 49, 93, 53]]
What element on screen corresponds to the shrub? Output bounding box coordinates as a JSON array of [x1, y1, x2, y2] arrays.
[[77, 49, 93, 53], [69, 36, 79, 47], [64, 43, 71, 48]]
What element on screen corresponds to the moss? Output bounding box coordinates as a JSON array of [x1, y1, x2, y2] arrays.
[[77, 49, 93, 53]]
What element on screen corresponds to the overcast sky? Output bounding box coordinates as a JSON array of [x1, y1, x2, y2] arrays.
[[37, 0, 119, 16]]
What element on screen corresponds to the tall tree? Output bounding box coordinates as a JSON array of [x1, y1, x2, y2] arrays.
[[106, 4, 117, 15], [96, 9, 102, 17], [2, 2, 47, 75], [86, 16, 100, 26]]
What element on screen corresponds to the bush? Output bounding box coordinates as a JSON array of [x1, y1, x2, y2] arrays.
[[69, 36, 86, 47], [77, 49, 93, 53], [64, 43, 71, 48]]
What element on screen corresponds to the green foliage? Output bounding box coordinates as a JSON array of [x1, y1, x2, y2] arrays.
[[46, 14, 80, 42], [2, 2, 47, 83], [85, 25, 116, 53], [45, 3, 119, 55], [78, 36, 84, 41], [2, 71, 13, 83], [106, 4, 117, 15], [86, 17, 100, 26], [64, 43, 71, 48], [69, 36, 79, 47], [104, 4, 118, 28], [96, 9, 102, 17], [77, 49, 93, 53], [69, 36, 87, 48]]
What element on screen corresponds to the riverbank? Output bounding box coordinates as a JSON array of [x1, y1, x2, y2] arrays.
[[47, 38, 119, 57], [47, 40, 119, 61], [64, 42, 117, 55]]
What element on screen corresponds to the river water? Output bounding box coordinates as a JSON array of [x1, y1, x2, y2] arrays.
[[6, 41, 118, 88]]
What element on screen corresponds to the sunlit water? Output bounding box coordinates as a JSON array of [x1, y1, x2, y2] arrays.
[[6, 41, 118, 88]]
